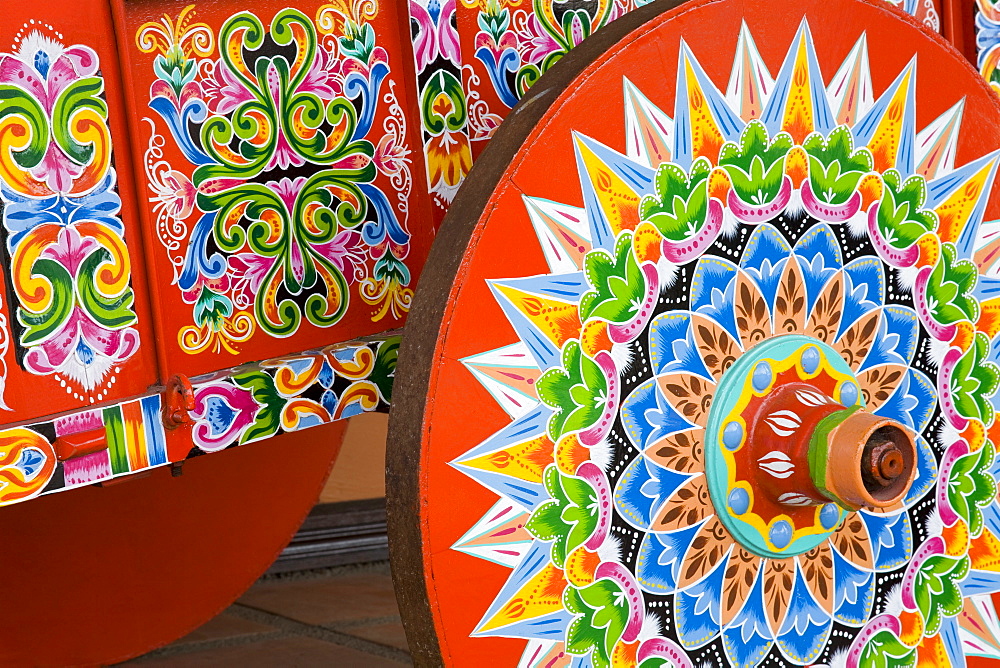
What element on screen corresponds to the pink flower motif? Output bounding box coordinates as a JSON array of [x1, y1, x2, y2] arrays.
[[41, 225, 98, 275], [201, 59, 255, 114], [191, 382, 259, 452], [410, 0, 461, 71], [24, 309, 140, 392], [30, 144, 84, 196], [515, 14, 561, 65], [153, 169, 196, 221], [315, 229, 367, 283], [0, 42, 99, 114], [374, 134, 409, 177], [0, 40, 103, 193], [229, 253, 276, 310], [299, 47, 344, 100], [270, 176, 306, 213]]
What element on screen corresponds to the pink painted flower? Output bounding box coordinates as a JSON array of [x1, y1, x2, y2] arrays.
[[315, 229, 367, 283], [374, 134, 409, 177], [201, 58, 254, 114], [191, 381, 259, 452], [151, 169, 196, 221], [229, 253, 276, 310], [515, 14, 561, 65]]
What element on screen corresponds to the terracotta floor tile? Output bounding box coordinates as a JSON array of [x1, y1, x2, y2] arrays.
[[133, 636, 402, 667], [238, 572, 400, 625], [343, 619, 410, 652], [169, 611, 276, 646]]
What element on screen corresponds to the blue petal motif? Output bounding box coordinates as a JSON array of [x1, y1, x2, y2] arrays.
[[838, 257, 885, 338], [635, 522, 703, 593], [740, 224, 791, 311], [831, 547, 875, 624], [149, 95, 211, 165], [722, 567, 773, 668], [691, 257, 739, 341], [179, 212, 228, 290], [648, 313, 711, 378], [621, 379, 693, 449], [360, 182, 411, 246], [345, 61, 388, 140], [2, 171, 124, 251], [905, 436, 939, 505], [474, 46, 519, 108], [858, 306, 919, 371], [613, 456, 688, 530], [776, 569, 832, 664], [860, 510, 913, 571], [793, 223, 842, 312], [674, 553, 726, 648], [872, 370, 919, 428]]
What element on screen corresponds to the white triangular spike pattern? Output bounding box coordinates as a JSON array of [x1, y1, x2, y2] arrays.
[[624, 77, 674, 169], [462, 342, 542, 419], [826, 33, 874, 126], [915, 98, 964, 180], [726, 21, 774, 121], [452, 498, 532, 568], [523, 195, 592, 274], [960, 594, 1000, 658]]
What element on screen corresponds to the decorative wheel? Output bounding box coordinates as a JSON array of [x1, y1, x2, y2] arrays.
[[388, 0, 1000, 666]]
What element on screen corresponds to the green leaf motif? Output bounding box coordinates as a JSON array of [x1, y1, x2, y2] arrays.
[[370, 338, 400, 402], [536, 340, 608, 440], [876, 170, 937, 249], [639, 157, 711, 241], [948, 440, 997, 537], [802, 125, 873, 204], [951, 332, 1000, 426], [525, 465, 600, 568], [579, 232, 646, 323], [564, 579, 629, 668], [858, 629, 917, 668], [914, 554, 970, 636], [234, 371, 282, 444], [719, 120, 792, 205], [927, 242, 979, 326]]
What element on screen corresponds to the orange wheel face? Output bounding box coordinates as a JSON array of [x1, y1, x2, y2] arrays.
[[390, 0, 1000, 666]]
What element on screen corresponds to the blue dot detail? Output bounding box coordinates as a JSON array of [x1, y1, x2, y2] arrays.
[[722, 421, 743, 450], [820, 503, 840, 530], [801, 346, 820, 374], [840, 381, 859, 406], [752, 362, 772, 392], [770, 520, 793, 549], [728, 488, 750, 516]]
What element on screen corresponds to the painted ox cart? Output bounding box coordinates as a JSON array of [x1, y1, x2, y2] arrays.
[[0, 0, 994, 665]]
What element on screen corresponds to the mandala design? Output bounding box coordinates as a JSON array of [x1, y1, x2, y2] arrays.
[[137, 2, 414, 355], [453, 21, 1000, 668], [0, 24, 141, 401]]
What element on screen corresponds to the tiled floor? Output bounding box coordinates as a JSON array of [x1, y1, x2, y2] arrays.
[[123, 562, 410, 666]]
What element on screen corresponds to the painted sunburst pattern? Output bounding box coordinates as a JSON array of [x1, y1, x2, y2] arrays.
[[451, 18, 1000, 668]]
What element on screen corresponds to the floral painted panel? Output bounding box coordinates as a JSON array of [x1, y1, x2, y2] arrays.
[[116, 0, 431, 377], [0, 6, 157, 421]]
